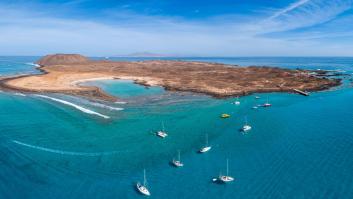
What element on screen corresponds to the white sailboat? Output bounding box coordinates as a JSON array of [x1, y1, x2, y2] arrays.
[[262, 97, 272, 107], [199, 134, 211, 153], [172, 150, 184, 167], [136, 169, 151, 196], [156, 122, 168, 138], [242, 117, 252, 132], [232, 96, 240, 105], [213, 159, 234, 183]]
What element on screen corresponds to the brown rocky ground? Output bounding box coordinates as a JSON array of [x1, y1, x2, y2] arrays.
[[0, 54, 341, 101]]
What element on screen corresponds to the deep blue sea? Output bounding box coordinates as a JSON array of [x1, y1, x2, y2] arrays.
[[1, 57, 353, 199]]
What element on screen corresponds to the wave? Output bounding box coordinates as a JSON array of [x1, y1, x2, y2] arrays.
[[35, 95, 110, 119], [90, 102, 124, 111], [26, 62, 40, 67], [14, 92, 26, 96], [114, 101, 127, 104], [12, 140, 121, 156]]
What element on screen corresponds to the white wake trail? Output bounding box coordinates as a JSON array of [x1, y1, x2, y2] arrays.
[[35, 95, 110, 119], [90, 102, 124, 111], [12, 140, 120, 156]]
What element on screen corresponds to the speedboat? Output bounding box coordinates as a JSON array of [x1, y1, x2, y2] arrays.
[[255, 96, 260, 99], [199, 134, 211, 153], [136, 169, 151, 196], [172, 150, 184, 167], [220, 114, 230, 118], [252, 106, 258, 109]]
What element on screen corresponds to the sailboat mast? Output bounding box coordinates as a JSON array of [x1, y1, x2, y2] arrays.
[[178, 150, 181, 161], [206, 134, 208, 146], [143, 169, 147, 186], [226, 159, 229, 176], [162, 122, 165, 131]]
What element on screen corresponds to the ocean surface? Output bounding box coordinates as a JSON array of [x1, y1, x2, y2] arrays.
[[0, 56, 353, 199]]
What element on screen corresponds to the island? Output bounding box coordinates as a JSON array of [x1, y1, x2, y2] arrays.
[[0, 54, 341, 101]]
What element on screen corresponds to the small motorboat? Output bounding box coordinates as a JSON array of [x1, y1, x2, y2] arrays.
[[255, 96, 260, 99], [220, 114, 230, 118], [172, 150, 184, 167], [199, 134, 212, 153], [136, 169, 151, 196]]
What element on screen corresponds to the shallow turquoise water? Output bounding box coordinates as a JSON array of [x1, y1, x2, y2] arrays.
[[1, 57, 353, 198]]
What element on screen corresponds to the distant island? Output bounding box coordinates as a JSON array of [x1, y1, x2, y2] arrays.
[[118, 52, 178, 57], [0, 54, 341, 101]]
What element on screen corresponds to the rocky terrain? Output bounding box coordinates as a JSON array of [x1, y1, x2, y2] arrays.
[[0, 54, 341, 101]]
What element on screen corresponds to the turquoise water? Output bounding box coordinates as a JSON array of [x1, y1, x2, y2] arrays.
[[1, 56, 353, 198]]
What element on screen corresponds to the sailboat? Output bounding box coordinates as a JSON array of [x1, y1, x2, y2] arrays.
[[172, 150, 184, 167], [242, 117, 252, 132], [213, 159, 234, 183], [199, 134, 211, 153], [156, 122, 168, 138], [136, 169, 151, 196], [262, 97, 272, 107], [232, 96, 240, 105]]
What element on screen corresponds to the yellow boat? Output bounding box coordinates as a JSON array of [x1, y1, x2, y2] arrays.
[[220, 114, 230, 118]]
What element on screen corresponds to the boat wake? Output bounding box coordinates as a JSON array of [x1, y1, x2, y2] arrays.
[[35, 95, 110, 119], [90, 102, 124, 111], [12, 140, 121, 156]]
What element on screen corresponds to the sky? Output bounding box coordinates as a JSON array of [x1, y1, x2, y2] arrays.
[[1, 0, 353, 56]]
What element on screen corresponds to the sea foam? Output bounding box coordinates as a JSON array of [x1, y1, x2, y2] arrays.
[[14, 92, 26, 96], [26, 62, 40, 67], [35, 95, 110, 119], [12, 140, 120, 156]]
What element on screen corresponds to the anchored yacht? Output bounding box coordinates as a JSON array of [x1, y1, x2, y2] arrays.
[[199, 134, 211, 153], [136, 169, 151, 196], [172, 150, 184, 167], [156, 122, 168, 138], [213, 159, 234, 183]]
